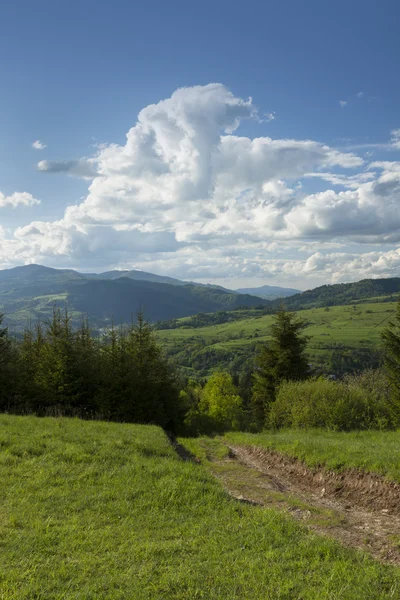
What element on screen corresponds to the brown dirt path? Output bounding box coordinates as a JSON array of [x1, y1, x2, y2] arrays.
[[195, 441, 400, 565]]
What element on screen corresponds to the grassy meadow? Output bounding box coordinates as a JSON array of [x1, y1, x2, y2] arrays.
[[225, 429, 400, 481], [1, 415, 400, 599], [157, 301, 397, 374]]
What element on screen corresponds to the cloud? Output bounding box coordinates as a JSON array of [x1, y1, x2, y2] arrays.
[[32, 140, 47, 150], [264, 111, 276, 122], [1, 83, 400, 285], [339, 100, 347, 108], [0, 191, 41, 208], [37, 158, 98, 179], [356, 92, 364, 98], [391, 129, 400, 149]]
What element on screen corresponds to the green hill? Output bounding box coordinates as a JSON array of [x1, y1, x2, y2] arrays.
[[236, 284, 300, 300], [0, 265, 268, 330], [279, 278, 400, 310], [157, 301, 396, 377]]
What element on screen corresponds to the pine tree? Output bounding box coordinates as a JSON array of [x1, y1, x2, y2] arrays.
[[381, 299, 400, 424], [72, 317, 101, 414], [17, 321, 45, 411], [34, 307, 77, 413], [124, 312, 180, 428], [252, 306, 309, 427], [100, 322, 132, 420], [0, 313, 12, 410]]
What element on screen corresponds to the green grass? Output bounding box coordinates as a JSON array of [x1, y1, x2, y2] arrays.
[[158, 302, 396, 348], [157, 301, 396, 375], [225, 429, 400, 481], [1, 416, 400, 598]]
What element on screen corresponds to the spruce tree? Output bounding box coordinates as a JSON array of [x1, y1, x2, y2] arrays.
[[0, 313, 12, 410], [381, 299, 400, 424], [252, 306, 309, 427], [125, 312, 180, 428], [17, 321, 45, 411]]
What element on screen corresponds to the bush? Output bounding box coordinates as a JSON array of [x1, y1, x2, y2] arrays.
[[270, 370, 396, 431]]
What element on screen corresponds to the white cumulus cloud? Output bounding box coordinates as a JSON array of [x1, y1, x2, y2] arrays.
[[32, 140, 47, 150], [0, 191, 41, 208], [1, 83, 400, 286]]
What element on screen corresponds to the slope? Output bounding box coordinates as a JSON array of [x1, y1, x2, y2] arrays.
[[1, 415, 399, 598], [279, 277, 400, 310]]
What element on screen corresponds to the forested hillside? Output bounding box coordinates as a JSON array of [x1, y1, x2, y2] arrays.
[[0, 265, 267, 330], [278, 278, 400, 310], [157, 302, 396, 377]]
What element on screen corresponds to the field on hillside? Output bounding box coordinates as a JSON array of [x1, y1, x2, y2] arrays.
[[224, 429, 400, 481], [1, 416, 400, 599], [157, 301, 397, 375]]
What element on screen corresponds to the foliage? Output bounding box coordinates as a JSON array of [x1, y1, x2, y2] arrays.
[[382, 299, 400, 423], [199, 372, 244, 432], [181, 373, 245, 435], [0, 312, 14, 410], [2, 416, 399, 598], [0, 265, 268, 333], [157, 301, 393, 379], [269, 370, 395, 431], [275, 277, 400, 311], [1, 309, 181, 430], [252, 306, 309, 427]]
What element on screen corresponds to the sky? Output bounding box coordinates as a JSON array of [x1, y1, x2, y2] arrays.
[[1, 0, 400, 290]]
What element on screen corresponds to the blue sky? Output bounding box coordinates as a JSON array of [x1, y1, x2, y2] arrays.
[[1, 0, 400, 288]]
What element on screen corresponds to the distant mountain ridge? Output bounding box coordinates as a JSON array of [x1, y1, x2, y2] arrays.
[[2, 265, 399, 332], [0, 264, 184, 288], [275, 277, 400, 310], [0, 264, 268, 330], [236, 284, 300, 300]]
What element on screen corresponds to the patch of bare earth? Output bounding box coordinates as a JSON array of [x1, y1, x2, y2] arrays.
[[209, 444, 400, 565]]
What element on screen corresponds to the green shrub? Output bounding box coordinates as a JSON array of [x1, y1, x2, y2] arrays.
[[270, 370, 395, 430]]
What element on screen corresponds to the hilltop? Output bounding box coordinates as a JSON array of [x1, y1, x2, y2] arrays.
[[236, 284, 300, 300], [0, 264, 267, 330], [277, 277, 400, 310]]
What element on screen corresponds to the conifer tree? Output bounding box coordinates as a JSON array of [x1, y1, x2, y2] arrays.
[[0, 313, 12, 410], [125, 312, 180, 428], [381, 299, 400, 424], [72, 317, 101, 414], [252, 306, 309, 427], [100, 322, 132, 420], [34, 307, 77, 413], [17, 321, 45, 411]]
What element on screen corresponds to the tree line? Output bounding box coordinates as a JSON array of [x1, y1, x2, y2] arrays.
[[0, 309, 182, 431], [1, 300, 400, 433]]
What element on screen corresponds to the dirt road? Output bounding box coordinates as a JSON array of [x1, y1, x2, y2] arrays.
[[181, 439, 400, 565]]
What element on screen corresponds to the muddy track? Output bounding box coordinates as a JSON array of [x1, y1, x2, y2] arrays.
[[170, 437, 400, 566], [229, 445, 400, 513], [223, 444, 400, 565]]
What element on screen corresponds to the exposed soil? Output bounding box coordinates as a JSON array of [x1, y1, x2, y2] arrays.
[[229, 445, 400, 513], [175, 439, 400, 566]]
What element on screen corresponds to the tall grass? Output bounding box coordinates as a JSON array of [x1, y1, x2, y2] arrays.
[[225, 428, 400, 481], [1, 415, 399, 598]]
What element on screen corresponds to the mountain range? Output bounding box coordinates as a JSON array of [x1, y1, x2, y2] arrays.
[[0, 264, 268, 330], [1, 264, 399, 332], [236, 284, 300, 300]]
